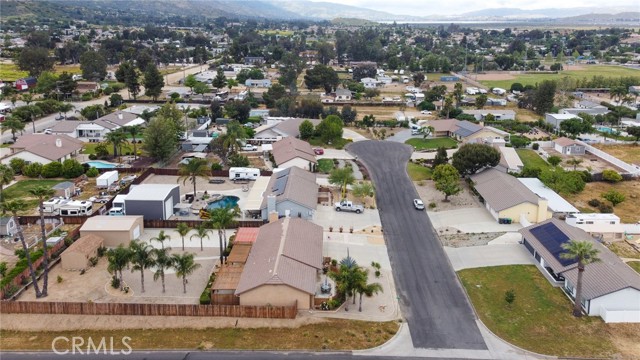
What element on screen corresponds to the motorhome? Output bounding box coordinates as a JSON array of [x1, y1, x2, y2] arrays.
[[59, 201, 93, 216], [229, 167, 260, 181]]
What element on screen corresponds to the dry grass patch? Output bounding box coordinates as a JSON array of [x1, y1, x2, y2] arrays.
[[0, 319, 399, 351], [564, 180, 640, 223], [591, 144, 640, 165], [607, 241, 640, 259]]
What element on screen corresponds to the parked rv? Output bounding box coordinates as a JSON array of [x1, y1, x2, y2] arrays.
[[229, 167, 260, 181]]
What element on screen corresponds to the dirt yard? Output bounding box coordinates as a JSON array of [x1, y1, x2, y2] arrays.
[[592, 144, 640, 165], [413, 179, 480, 212], [438, 230, 507, 247], [564, 180, 640, 224]]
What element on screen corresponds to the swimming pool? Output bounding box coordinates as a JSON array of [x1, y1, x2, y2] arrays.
[[84, 161, 118, 169], [206, 195, 240, 210], [596, 126, 614, 134]]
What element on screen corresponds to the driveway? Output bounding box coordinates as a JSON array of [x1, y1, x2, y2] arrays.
[[445, 244, 534, 271], [428, 208, 523, 233], [316, 149, 354, 160], [312, 205, 381, 232], [348, 141, 487, 350], [385, 129, 415, 143], [343, 128, 368, 142]]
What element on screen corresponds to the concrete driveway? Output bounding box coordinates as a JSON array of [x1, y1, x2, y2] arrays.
[[312, 205, 381, 232], [428, 208, 523, 233], [385, 129, 415, 143], [445, 244, 534, 271], [316, 149, 354, 160], [343, 128, 368, 142], [349, 140, 486, 350]]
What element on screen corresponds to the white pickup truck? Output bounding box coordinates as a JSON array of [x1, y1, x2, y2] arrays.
[[334, 200, 364, 214], [241, 144, 258, 151]]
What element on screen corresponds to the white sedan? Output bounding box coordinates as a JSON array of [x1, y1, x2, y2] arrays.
[[420, 110, 432, 115], [413, 199, 425, 210]]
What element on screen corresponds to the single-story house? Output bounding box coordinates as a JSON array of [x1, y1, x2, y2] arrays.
[[124, 184, 180, 220], [2, 134, 84, 165], [463, 109, 516, 121], [471, 168, 552, 225], [244, 56, 264, 65], [335, 89, 352, 102], [261, 167, 318, 220], [517, 178, 579, 214], [123, 105, 159, 116], [52, 181, 76, 198], [559, 107, 609, 116], [253, 118, 321, 143], [80, 216, 144, 247], [235, 217, 323, 310], [0, 216, 18, 237], [427, 119, 508, 143], [360, 77, 378, 88], [520, 219, 640, 323], [75, 81, 100, 94], [244, 79, 271, 88], [96, 111, 145, 128], [271, 137, 317, 171], [497, 146, 524, 173], [565, 213, 640, 242], [61, 234, 103, 270], [545, 113, 581, 129], [553, 137, 586, 155], [377, 75, 393, 85]]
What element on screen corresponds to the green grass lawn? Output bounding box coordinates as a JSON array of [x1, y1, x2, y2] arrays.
[[82, 142, 133, 156], [628, 261, 640, 274], [0, 64, 29, 82], [407, 162, 432, 181], [317, 159, 335, 174], [479, 65, 640, 89], [515, 149, 550, 169], [459, 265, 625, 357], [405, 137, 457, 150], [308, 137, 351, 150], [4, 179, 63, 212]]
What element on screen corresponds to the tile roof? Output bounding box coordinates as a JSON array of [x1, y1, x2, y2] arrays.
[[9, 134, 84, 161], [235, 227, 260, 243], [50, 120, 88, 133], [428, 119, 459, 133], [227, 243, 252, 264], [235, 217, 323, 295], [96, 111, 141, 127], [554, 137, 579, 147], [271, 118, 321, 138], [520, 219, 640, 300], [471, 168, 541, 211], [260, 167, 318, 211], [64, 234, 103, 256], [272, 137, 317, 166]]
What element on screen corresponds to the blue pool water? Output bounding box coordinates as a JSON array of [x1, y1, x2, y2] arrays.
[[596, 126, 614, 134], [84, 161, 117, 169], [206, 196, 240, 210]]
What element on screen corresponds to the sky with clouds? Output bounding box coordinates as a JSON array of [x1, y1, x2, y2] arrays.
[[313, 0, 639, 16]]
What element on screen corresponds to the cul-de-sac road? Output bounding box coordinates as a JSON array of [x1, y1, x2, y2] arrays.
[[349, 140, 487, 350]]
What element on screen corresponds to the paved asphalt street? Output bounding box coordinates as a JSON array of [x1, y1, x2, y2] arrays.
[[348, 140, 487, 350]]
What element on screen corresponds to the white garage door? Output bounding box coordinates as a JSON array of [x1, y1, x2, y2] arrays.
[[164, 197, 174, 220], [133, 225, 141, 239]]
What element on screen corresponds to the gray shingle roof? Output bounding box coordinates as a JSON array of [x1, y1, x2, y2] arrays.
[[471, 168, 541, 211], [272, 118, 321, 138], [9, 134, 84, 161], [235, 217, 323, 295], [96, 111, 140, 126], [272, 137, 316, 166], [453, 120, 482, 137], [260, 167, 318, 211]]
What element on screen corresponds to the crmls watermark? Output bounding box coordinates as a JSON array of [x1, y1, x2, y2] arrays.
[[52, 336, 133, 355]]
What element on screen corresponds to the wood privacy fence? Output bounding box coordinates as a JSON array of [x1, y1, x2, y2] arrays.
[[143, 219, 265, 228], [0, 301, 298, 319]]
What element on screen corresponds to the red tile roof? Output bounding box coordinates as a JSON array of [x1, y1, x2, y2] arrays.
[[235, 228, 259, 243]]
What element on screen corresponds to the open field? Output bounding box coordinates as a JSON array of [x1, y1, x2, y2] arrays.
[[592, 144, 640, 165], [564, 180, 640, 224], [459, 265, 640, 358], [478, 65, 640, 89], [405, 137, 457, 150], [0, 63, 29, 81], [515, 149, 550, 169], [0, 319, 399, 351], [54, 64, 81, 75]]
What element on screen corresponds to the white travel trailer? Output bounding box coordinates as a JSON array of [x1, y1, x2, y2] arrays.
[[59, 201, 93, 216], [492, 87, 507, 95], [96, 170, 119, 188], [43, 197, 68, 214], [229, 167, 260, 181]]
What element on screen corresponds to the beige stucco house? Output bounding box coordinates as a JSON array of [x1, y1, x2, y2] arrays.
[[80, 215, 144, 247], [61, 234, 103, 270], [271, 137, 317, 171]]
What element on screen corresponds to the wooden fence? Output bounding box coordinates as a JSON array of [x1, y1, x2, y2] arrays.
[[0, 301, 297, 319], [143, 219, 265, 228]]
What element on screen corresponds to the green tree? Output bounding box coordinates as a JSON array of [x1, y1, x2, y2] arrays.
[[9, 158, 26, 175], [547, 155, 562, 167], [263, 83, 287, 108], [351, 181, 375, 206], [533, 80, 557, 115], [178, 158, 210, 198], [316, 42, 336, 65], [175, 223, 191, 252], [36, 71, 58, 97], [125, 125, 142, 160], [115, 61, 140, 100], [1, 200, 42, 297], [143, 64, 164, 101], [453, 82, 463, 108], [129, 241, 155, 293], [190, 223, 211, 253], [152, 247, 174, 293], [627, 126, 640, 142], [208, 205, 238, 261], [17, 47, 54, 77], [329, 167, 355, 199], [304, 64, 339, 93], [412, 72, 425, 87], [104, 129, 128, 160], [1, 116, 26, 142], [432, 147, 449, 169], [328, 258, 363, 311], [505, 289, 516, 308], [107, 244, 131, 290], [475, 94, 488, 109], [80, 50, 107, 80], [433, 164, 461, 201], [22, 162, 43, 178], [0, 164, 15, 203], [150, 230, 171, 250], [602, 189, 625, 206], [183, 74, 198, 93], [299, 120, 315, 140], [565, 158, 583, 171], [193, 82, 209, 96], [61, 159, 84, 178], [212, 68, 227, 91], [341, 105, 357, 125], [354, 269, 383, 312], [560, 118, 591, 138], [560, 240, 600, 317], [172, 253, 201, 294], [41, 162, 62, 178], [602, 169, 622, 183], [142, 117, 178, 162], [316, 115, 343, 144], [452, 143, 500, 175], [29, 185, 55, 297]]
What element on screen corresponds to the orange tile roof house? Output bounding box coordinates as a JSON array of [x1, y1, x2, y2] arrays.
[[271, 137, 317, 171], [2, 134, 83, 165], [235, 217, 323, 310]]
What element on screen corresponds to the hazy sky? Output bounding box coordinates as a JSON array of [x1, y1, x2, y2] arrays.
[[312, 0, 639, 15]]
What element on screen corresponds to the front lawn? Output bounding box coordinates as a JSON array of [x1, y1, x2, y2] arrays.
[[459, 265, 639, 358], [628, 261, 640, 274], [407, 162, 432, 181], [317, 158, 335, 174], [82, 142, 133, 156], [4, 180, 63, 201], [515, 148, 550, 169], [405, 137, 457, 150], [308, 137, 351, 150]]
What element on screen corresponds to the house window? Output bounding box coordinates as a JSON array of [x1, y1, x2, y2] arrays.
[[586, 221, 593, 224], [610, 221, 616, 224]]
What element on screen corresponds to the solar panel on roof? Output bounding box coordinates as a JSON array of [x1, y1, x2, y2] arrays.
[[529, 223, 575, 267]]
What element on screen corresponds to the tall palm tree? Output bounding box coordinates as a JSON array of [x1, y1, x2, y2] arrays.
[[175, 222, 191, 251], [177, 158, 210, 198], [107, 244, 131, 290], [328, 257, 362, 311], [329, 167, 355, 200], [104, 129, 128, 161], [172, 253, 201, 293], [129, 241, 155, 293], [190, 223, 210, 252], [1, 200, 41, 297], [565, 158, 583, 171], [152, 247, 173, 293], [56, 103, 75, 119], [208, 205, 238, 262], [354, 269, 383, 312], [150, 230, 171, 250], [1, 116, 26, 142], [0, 164, 15, 203], [560, 240, 601, 317], [29, 185, 55, 297], [125, 125, 142, 160], [351, 181, 375, 207]]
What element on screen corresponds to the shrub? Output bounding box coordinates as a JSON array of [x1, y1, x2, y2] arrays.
[[81, 92, 94, 101], [86, 167, 99, 177], [9, 158, 26, 174], [97, 246, 107, 257], [602, 169, 622, 183], [110, 276, 120, 289], [22, 162, 43, 178], [580, 170, 592, 183], [598, 204, 613, 213], [41, 161, 63, 178], [62, 159, 85, 178], [199, 289, 211, 305], [89, 257, 99, 267], [602, 189, 625, 207], [88, 154, 98, 160], [57, 275, 63, 283], [428, 202, 437, 209], [211, 162, 223, 171], [588, 199, 601, 207], [532, 143, 539, 150], [0, 262, 7, 277]]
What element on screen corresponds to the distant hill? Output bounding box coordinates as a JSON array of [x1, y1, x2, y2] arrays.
[[459, 6, 639, 20], [265, 1, 424, 21], [560, 12, 640, 23]]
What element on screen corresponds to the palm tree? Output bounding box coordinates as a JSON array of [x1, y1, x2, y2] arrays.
[[125, 125, 142, 160], [565, 158, 583, 171], [152, 247, 173, 293], [177, 158, 210, 198], [56, 103, 74, 119], [560, 240, 601, 317], [129, 241, 155, 293], [421, 126, 435, 140], [354, 269, 383, 312], [329, 167, 355, 200], [107, 244, 131, 290], [351, 181, 375, 207], [172, 253, 201, 293], [208, 205, 238, 262], [190, 223, 210, 252], [29, 185, 55, 297], [150, 230, 171, 250], [0, 164, 15, 203], [104, 129, 128, 161], [328, 255, 361, 311], [1, 200, 41, 297], [175, 222, 191, 251], [1, 116, 26, 142]]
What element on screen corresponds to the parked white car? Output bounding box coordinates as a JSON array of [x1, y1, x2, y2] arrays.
[[413, 199, 425, 210]]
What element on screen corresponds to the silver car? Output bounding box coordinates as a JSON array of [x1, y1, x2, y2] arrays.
[[413, 199, 425, 210]]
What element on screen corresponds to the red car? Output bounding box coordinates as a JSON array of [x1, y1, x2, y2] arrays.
[[314, 148, 324, 155]]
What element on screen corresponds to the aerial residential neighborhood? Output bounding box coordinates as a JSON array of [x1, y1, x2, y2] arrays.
[[0, 1, 639, 359]]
